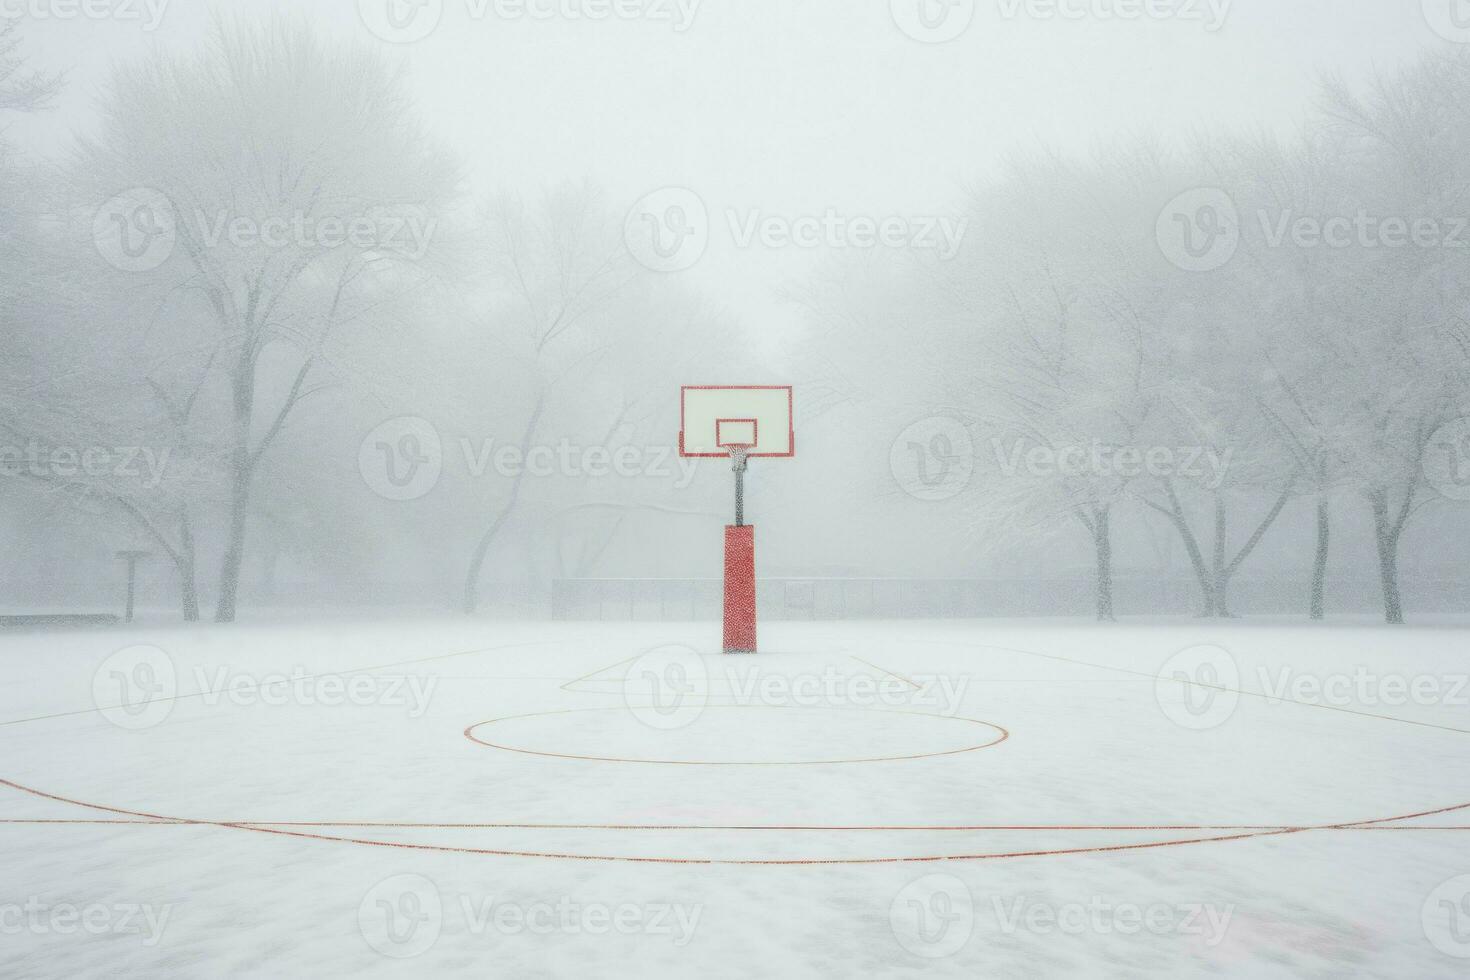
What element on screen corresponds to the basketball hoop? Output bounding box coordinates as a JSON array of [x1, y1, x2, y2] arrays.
[[679, 386, 795, 654]]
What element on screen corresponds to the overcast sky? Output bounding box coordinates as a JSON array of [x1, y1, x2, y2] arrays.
[[9, 0, 1450, 350]]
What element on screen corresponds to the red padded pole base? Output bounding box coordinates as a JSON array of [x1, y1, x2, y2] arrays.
[[723, 525, 757, 654]]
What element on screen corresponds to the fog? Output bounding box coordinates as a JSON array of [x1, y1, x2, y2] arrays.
[[4, 1, 1470, 623]]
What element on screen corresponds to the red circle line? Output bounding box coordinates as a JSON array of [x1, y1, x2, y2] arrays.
[[463, 705, 1010, 765]]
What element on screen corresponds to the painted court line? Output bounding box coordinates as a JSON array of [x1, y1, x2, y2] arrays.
[[3, 640, 1468, 864]]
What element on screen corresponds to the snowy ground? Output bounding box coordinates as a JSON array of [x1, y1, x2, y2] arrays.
[[2, 617, 1469, 977]]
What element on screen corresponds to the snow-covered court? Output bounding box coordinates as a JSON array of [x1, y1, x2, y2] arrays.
[[3, 620, 1469, 976]]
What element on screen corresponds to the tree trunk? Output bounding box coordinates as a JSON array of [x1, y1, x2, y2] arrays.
[[1371, 496, 1405, 625], [1309, 497, 1329, 621], [1209, 488, 1293, 621], [1093, 505, 1116, 622], [110, 497, 201, 624], [1149, 480, 1293, 619], [1155, 481, 1217, 616], [1210, 498, 1234, 618], [215, 350, 259, 624], [215, 453, 253, 623], [178, 511, 200, 623]]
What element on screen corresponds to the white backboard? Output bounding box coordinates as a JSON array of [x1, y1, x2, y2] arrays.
[[680, 386, 794, 458]]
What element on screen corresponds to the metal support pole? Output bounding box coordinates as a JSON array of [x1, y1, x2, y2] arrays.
[[732, 449, 748, 527]]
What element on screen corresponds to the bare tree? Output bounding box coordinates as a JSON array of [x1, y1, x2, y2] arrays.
[[1313, 52, 1470, 623], [458, 186, 636, 614], [0, 20, 62, 114], [1238, 129, 1361, 619], [72, 15, 459, 621]]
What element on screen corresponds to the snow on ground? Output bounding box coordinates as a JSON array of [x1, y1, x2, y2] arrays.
[[2, 618, 1469, 977]]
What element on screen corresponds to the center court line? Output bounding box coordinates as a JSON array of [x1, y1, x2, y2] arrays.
[[3, 819, 1470, 831], [4, 776, 1470, 864]]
